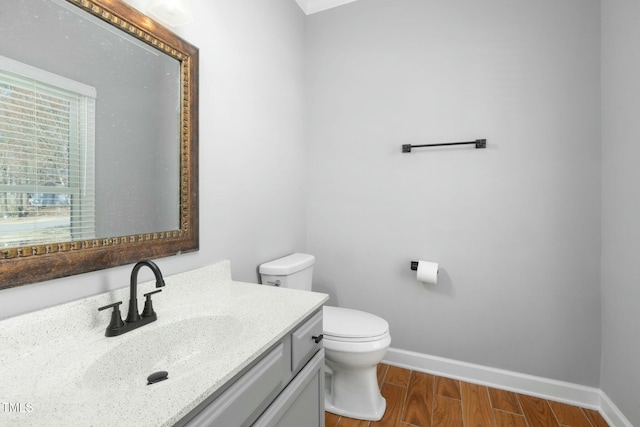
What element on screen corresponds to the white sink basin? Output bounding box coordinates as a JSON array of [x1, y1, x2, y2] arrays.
[[80, 315, 243, 390]]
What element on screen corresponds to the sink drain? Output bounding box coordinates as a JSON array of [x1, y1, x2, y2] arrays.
[[147, 371, 169, 385]]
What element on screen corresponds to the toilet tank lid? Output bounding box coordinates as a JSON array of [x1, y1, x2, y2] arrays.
[[259, 253, 315, 275]]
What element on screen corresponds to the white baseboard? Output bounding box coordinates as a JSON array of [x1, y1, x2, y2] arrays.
[[383, 347, 632, 427], [599, 390, 634, 427]]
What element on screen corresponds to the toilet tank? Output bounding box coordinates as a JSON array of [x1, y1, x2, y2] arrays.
[[259, 253, 315, 291]]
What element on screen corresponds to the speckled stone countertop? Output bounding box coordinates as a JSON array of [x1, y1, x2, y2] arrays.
[[0, 261, 328, 426]]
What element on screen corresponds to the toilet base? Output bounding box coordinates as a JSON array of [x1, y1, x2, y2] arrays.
[[325, 398, 386, 422], [324, 365, 386, 421]]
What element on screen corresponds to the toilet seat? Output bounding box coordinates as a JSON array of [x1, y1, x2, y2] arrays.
[[323, 306, 389, 342], [323, 333, 391, 355], [324, 333, 389, 343]]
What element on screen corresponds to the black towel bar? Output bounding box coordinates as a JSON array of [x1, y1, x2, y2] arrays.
[[402, 139, 486, 153]]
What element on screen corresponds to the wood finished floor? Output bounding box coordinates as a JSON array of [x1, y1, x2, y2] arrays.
[[325, 364, 610, 427]]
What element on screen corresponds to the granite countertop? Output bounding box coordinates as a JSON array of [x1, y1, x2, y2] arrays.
[[0, 261, 328, 426]]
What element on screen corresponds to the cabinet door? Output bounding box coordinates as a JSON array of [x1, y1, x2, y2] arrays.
[[253, 349, 325, 427], [184, 344, 285, 427]]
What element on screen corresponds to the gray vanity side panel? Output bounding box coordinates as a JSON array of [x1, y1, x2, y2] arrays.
[[253, 349, 325, 427]]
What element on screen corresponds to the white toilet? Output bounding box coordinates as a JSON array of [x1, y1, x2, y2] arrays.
[[259, 253, 391, 421]]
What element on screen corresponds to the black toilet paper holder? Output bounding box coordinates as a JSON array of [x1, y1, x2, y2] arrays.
[[410, 261, 419, 271]]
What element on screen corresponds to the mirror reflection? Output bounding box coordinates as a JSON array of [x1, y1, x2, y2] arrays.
[[0, 0, 181, 249]]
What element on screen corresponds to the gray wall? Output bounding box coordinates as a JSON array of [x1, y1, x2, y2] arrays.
[[0, 0, 307, 318], [601, 0, 640, 424], [306, 0, 602, 387]]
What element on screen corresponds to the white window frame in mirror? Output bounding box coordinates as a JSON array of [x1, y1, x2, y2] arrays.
[[0, 55, 96, 246]]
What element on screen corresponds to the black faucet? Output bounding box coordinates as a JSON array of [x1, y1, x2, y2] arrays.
[[126, 260, 165, 323], [98, 260, 165, 337]]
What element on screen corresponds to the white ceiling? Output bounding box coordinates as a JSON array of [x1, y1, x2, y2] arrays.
[[124, 0, 360, 18], [294, 0, 361, 15]]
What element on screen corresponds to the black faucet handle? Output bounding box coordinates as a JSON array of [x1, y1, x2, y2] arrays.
[[98, 301, 125, 335], [98, 301, 122, 312], [144, 289, 162, 298], [142, 289, 162, 318]]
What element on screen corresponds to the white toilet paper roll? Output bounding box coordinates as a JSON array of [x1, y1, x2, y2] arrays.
[[416, 260, 438, 285]]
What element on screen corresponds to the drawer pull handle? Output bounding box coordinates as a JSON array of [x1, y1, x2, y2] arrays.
[[312, 334, 324, 344]]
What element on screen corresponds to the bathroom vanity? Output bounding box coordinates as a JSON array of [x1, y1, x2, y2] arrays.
[[0, 261, 328, 427], [182, 310, 324, 426]]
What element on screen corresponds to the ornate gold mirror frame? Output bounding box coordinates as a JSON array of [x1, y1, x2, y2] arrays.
[[0, 0, 199, 290]]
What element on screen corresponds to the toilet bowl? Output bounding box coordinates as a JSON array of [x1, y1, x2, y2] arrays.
[[323, 306, 390, 421], [258, 253, 392, 421]]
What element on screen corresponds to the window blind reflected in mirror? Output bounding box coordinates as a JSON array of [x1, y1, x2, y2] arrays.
[[0, 56, 96, 247]]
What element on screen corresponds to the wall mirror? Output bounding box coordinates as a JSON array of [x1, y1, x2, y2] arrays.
[[0, 0, 199, 289]]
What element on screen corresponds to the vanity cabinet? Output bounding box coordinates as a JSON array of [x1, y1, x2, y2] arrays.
[[180, 309, 324, 427], [253, 349, 324, 427]]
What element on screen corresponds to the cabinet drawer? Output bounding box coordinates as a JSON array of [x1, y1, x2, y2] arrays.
[[185, 343, 285, 427], [291, 310, 323, 373]]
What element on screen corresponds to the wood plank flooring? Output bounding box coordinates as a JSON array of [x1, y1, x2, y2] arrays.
[[325, 364, 610, 427]]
